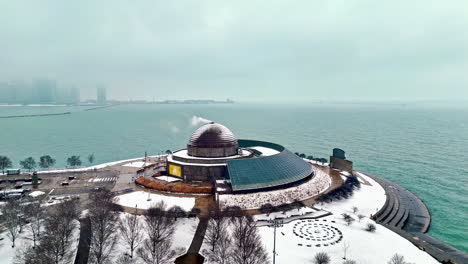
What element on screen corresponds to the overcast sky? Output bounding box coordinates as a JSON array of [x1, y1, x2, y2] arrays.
[[1, 1, 467, 102]]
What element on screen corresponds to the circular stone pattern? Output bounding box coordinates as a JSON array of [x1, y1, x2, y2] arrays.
[[293, 219, 343, 248]]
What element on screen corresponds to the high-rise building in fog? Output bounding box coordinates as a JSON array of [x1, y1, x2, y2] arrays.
[[34, 79, 56, 104], [97, 86, 107, 104]]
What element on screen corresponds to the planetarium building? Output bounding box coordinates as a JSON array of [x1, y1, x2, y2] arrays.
[[166, 122, 313, 192]]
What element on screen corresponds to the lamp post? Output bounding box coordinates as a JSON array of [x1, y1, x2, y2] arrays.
[[268, 219, 283, 264]]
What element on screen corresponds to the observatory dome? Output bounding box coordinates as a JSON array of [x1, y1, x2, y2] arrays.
[[187, 122, 238, 157]]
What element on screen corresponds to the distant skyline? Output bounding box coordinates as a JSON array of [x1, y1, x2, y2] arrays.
[[1, 1, 467, 102]]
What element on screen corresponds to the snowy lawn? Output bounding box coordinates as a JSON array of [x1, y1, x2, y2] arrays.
[[115, 191, 196, 211], [257, 173, 439, 264], [0, 220, 80, 264], [110, 212, 198, 263]]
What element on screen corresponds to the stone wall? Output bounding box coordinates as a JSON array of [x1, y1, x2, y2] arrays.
[[330, 156, 353, 172]]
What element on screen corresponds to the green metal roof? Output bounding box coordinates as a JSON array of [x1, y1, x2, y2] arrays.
[[227, 140, 312, 191]]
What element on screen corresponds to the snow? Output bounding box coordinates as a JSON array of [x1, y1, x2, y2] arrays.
[[172, 149, 251, 160], [115, 191, 196, 211], [257, 173, 438, 264], [0, 220, 80, 264], [249, 146, 280, 156], [110, 212, 198, 262], [254, 207, 316, 222], [28, 191, 45, 197], [123, 161, 152, 168], [37, 155, 167, 174], [220, 166, 331, 210], [155, 176, 182, 183]]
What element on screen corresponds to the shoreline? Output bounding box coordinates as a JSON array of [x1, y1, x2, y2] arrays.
[[361, 171, 468, 264]]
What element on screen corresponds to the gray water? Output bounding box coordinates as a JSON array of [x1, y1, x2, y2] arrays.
[[0, 103, 467, 252]]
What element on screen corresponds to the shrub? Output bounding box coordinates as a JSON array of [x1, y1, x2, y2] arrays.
[[313, 252, 330, 264], [366, 223, 377, 232]]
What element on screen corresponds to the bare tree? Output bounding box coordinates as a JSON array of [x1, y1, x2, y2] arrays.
[[0, 155, 13, 174], [357, 214, 365, 222], [167, 205, 186, 220], [230, 216, 268, 264], [88, 189, 120, 264], [137, 201, 177, 264], [313, 252, 330, 264], [344, 216, 355, 226], [24, 199, 46, 248], [19, 199, 80, 264], [387, 253, 415, 264], [119, 211, 143, 259], [1, 199, 21, 247], [39, 155, 56, 170], [205, 205, 229, 252], [20, 157, 36, 171], [202, 230, 232, 264]]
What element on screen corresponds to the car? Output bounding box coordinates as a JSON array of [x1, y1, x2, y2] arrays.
[[61, 181, 69, 186], [68, 176, 76, 180]]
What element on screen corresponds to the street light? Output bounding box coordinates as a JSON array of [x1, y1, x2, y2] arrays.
[[268, 219, 284, 264]]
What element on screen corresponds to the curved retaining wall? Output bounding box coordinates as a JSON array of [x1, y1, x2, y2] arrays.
[[362, 171, 468, 264]]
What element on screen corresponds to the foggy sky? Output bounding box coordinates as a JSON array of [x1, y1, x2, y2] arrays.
[[1, 1, 467, 102]]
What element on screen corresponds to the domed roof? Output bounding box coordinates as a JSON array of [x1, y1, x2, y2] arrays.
[[188, 122, 238, 148]]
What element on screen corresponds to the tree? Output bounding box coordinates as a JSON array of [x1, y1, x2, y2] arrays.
[[14, 200, 79, 264], [387, 253, 415, 264], [165, 150, 172, 155], [20, 157, 36, 171], [0, 155, 13, 174], [366, 223, 377, 232], [202, 230, 232, 264], [313, 252, 330, 264], [24, 199, 46, 248], [357, 214, 365, 222], [259, 203, 275, 215], [39, 155, 56, 170], [67, 155, 82, 167], [344, 216, 355, 226], [137, 201, 177, 264], [1, 199, 21, 247], [88, 154, 95, 164], [119, 212, 143, 259], [88, 189, 119, 264], [352, 206, 358, 214], [230, 216, 268, 264], [205, 206, 229, 252], [167, 206, 186, 220]]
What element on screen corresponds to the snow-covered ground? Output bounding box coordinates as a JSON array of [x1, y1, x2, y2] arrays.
[[254, 207, 317, 221], [36, 155, 167, 174], [123, 161, 152, 168], [257, 173, 439, 264], [0, 220, 80, 264], [249, 146, 280, 156], [155, 176, 182, 182], [28, 191, 45, 197], [115, 191, 196, 211], [110, 212, 198, 263]]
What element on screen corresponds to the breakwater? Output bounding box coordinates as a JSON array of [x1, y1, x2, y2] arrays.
[[0, 112, 71, 119]]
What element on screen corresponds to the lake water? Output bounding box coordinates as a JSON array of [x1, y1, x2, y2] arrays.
[[0, 103, 467, 252]]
